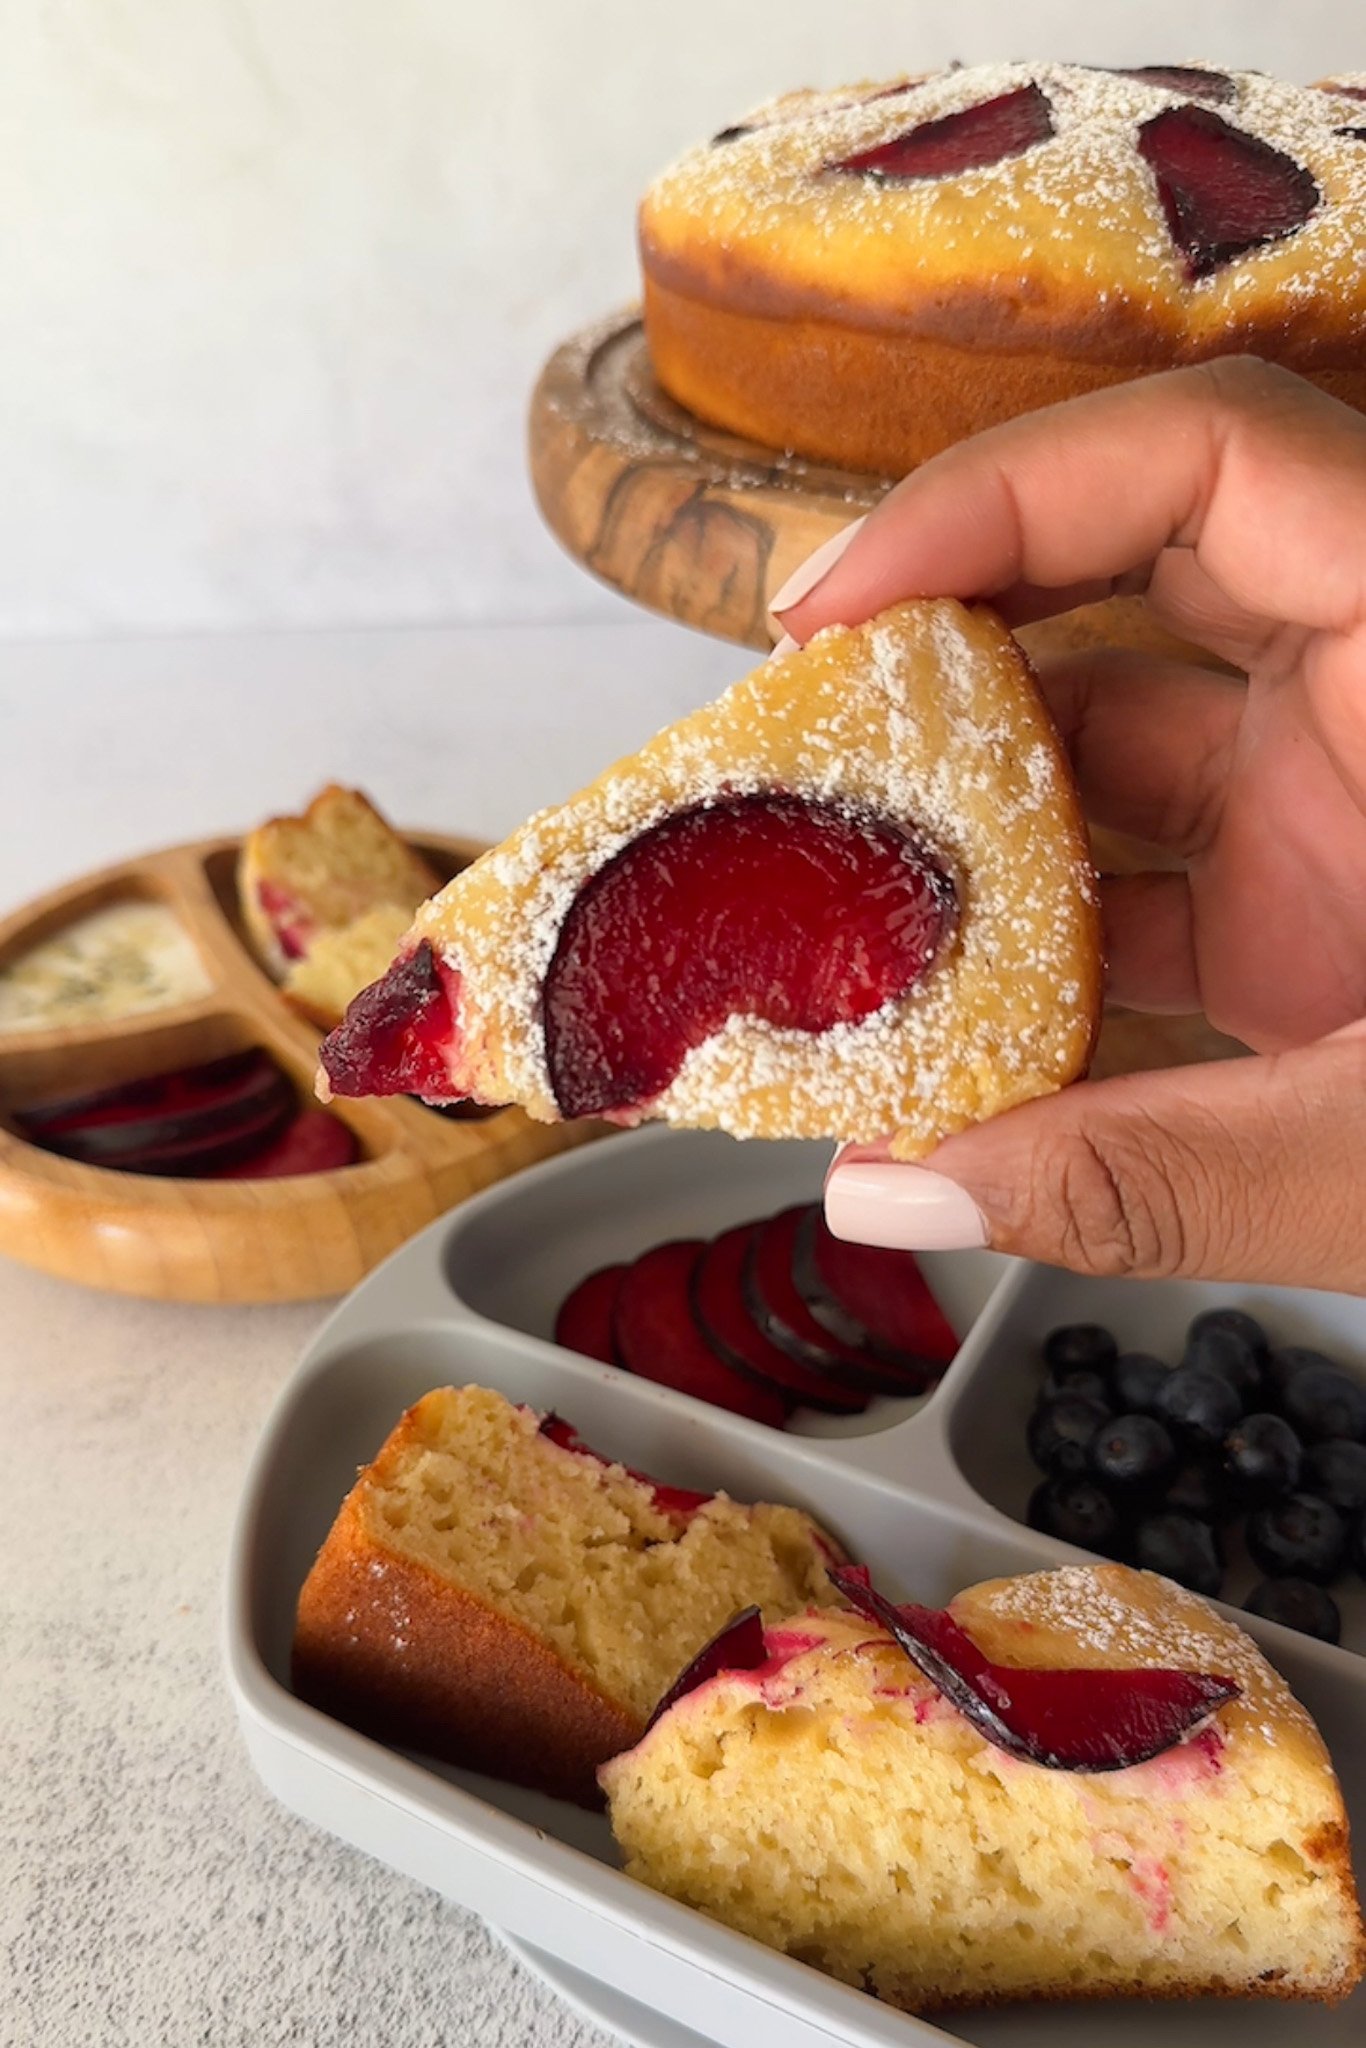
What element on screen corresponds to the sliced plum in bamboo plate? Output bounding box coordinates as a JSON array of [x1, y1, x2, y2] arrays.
[[0, 830, 599, 1303]]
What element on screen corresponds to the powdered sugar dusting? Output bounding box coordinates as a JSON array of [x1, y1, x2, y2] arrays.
[[645, 61, 1366, 346], [972, 1564, 1314, 1754], [412, 600, 1099, 1150]]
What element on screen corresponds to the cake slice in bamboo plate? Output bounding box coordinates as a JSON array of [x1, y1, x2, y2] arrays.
[[0, 831, 599, 1303]]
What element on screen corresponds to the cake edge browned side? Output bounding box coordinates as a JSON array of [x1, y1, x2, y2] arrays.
[[641, 272, 1366, 477], [292, 1483, 642, 1809]]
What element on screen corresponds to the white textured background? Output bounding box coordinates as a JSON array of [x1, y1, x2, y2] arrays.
[[3, 0, 1362, 640], [4, 18, 1365, 2043]]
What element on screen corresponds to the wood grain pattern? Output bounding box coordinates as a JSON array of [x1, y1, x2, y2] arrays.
[[530, 310, 874, 646], [529, 310, 1210, 673], [0, 833, 601, 1305]]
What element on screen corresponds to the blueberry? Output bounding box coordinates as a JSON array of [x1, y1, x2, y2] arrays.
[[1027, 1393, 1112, 1478], [1264, 1346, 1338, 1405], [1281, 1367, 1366, 1445], [1041, 1365, 1113, 1408], [1027, 1476, 1122, 1555], [1111, 1352, 1169, 1415], [1187, 1307, 1268, 1362], [1164, 1457, 1232, 1524], [1154, 1366, 1244, 1446], [1246, 1493, 1348, 1584], [1352, 1514, 1366, 1581], [1244, 1578, 1341, 1644], [1222, 1413, 1303, 1505], [1303, 1440, 1366, 1514], [1130, 1512, 1223, 1598], [1182, 1324, 1262, 1406], [1042, 1324, 1118, 1380], [1088, 1413, 1176, 1495]]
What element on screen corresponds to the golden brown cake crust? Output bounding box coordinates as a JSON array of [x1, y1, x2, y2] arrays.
[[643, 274, 1366, 475], [293, 1483, 640, 1808], [640, 63, 1366, 472], [291, 1385, 843, 1807]]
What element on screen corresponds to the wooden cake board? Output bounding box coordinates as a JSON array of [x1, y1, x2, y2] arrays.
[[529, 309, 1248, 1078], [0, 832, 599, 1305], [529, 309, 1192, 666]]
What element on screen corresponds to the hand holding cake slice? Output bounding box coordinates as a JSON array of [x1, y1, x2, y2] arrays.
[[318, 601, 1101, 1158]]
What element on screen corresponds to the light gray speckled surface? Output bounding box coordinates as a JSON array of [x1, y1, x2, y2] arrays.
[[0, 1260, 614, 2048], [0, 620, 746, 2048]]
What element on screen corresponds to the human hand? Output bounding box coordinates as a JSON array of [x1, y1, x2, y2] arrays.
[[769, 359, 1366, 1291]]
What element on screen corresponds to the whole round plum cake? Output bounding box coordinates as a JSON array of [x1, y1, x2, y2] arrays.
[[639, 62, 1366, 473]]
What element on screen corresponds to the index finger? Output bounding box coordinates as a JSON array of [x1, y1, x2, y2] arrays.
[[776, 359, 1366, 644]]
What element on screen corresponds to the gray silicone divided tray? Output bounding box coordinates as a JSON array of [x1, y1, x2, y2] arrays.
[[227, 1126, 1366, 2048]]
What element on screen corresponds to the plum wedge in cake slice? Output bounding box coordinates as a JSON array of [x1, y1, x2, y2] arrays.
[[601, 1562, 1366, 2008], [318, 601, 1101, 1161]]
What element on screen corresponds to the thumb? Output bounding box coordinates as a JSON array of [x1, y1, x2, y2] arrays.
[[824, 1022, 1366, 1291]]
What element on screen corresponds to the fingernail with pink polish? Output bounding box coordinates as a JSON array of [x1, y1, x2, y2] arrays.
[[769, 517, 866, 616], [824, 1161, 989, 1252]]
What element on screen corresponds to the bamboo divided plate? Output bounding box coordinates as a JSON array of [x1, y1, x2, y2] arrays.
[[0, 832, 599, 1305], [529, 308, 1249, 1080]]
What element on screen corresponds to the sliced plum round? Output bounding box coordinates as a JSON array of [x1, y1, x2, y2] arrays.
[[793, 1204, 956, 1375], [612, 1239, 790, 1428], [744, 1205, 933, 1395], [93, 1093, 298, 1178], [553, 1263, 627, 1365], [215, 1107, 359, 1178], [691, 1225, 869, 1415], [18, 1048, 296, 1174], [19, 1048, 288, 1154], [541, 792, 956, 1122]]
